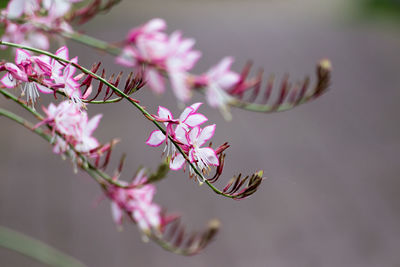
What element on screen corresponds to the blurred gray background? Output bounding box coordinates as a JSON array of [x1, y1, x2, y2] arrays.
[[1, 0, 400, 266]]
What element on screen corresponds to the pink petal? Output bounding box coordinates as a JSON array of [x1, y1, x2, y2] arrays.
[[86, 114, 102, 135], [174, 125, 188, 144], [169, 154, 185, 170], [146, 130, 165, 147], [217, 72, 240, 89], [198, 147, 219, 166], [27, 32, 49, 50], [55, 46, 69, 61], [178, 106, 193, 122], [115, 47, 137, 67], [111, 202, 123, 225], [35, 83, 53, 94], [184, 113, 208, 127], [7, 0, 25, 19], [188, 126, 200, 143], [145, 18, 166, 33], [157, 106, 173, 120], [4, 63, 28, 81], [190, 102, 202, 112], [197, 124, 215, 146], [15, 49, 31, 65], [0, 73, 16, 88], [169, 71, 191, 102], [146, 68, 165, 94]]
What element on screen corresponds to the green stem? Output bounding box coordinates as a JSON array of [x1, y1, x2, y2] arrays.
[[0, 225, 87, 267], [61, 31, 121, 56], [0, 41, 235, 198]]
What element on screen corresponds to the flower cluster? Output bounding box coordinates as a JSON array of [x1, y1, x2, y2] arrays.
[[106, 170, 162, 233], [146, 103, 219, 181], [40, 100, 102, 155], [117, 19, 240, 111], [1, 0, 80, 50], [0, 46, 82, 106]]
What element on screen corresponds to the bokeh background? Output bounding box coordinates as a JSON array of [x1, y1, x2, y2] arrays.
[[1, 0, 400, 266]]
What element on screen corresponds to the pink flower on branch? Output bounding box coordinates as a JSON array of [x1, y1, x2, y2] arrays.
[[195, 57, 240, 118], [146, 103, 219, 182], [0, 46, 83, 107], [40, 100, 101, 154], [116, 18, 201, 102], [106, 170, 162, 234]]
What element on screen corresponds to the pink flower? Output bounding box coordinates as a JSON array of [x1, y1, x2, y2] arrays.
[[107, 170, 161, 233], [13, 48, 54, 103], [117, 19, 201, 102], [146, 103, 209, 171], [42, 46, 83, 105], [164, 32, 201, 102], [170, 125, 219, 175], [197, 57, 240, 111], [73, 113, 102, 153], [41, 100, 101, 154], [0, 21, 49, 50], [126, 18, 167, 43]]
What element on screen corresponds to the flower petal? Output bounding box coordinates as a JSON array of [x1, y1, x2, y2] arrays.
[[188, 126, 200, 143], [86, 114, 102, 135], [35, 83, 53, 94], [0, 73, 16, 88], [15, 49, 31, 65], [146, 130, 166, 147], [157, 106, 173, 120], [146, 68, 165, 94], [198, 147, 219, 166], [184, 113, 208, 127], [197, 124, 215, 146], [169, 154, 185, 170], [111, 202, 123, 225]]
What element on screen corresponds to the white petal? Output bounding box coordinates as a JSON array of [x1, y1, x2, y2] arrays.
[[188, 126, 200, 143], [86, 114, 102, 135], [0, 73, 16, 88], [27, 32, 49, 50], [199, 147, 219, 166], [178, 106, 193, 122], [197, 124, 215, 146], [184, 114, 208, 127], [169, 71, 191, 102], [169, 154, 185, 170], [15, 49, 30, 65], [157, 106, 173, 120], [55, 46, 69, 60], [190, 102, 202, 112], [7, 0, 25, 19], [146, 68, 165, 94], [146, 130, 165, 147], [111, 202, 123, 225], [35, 83, 53, 94], [217, 72, 240, 89]]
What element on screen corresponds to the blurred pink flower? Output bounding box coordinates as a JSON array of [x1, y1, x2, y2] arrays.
[[197, 57, 240, 110], [107, 170, 161, 233]]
